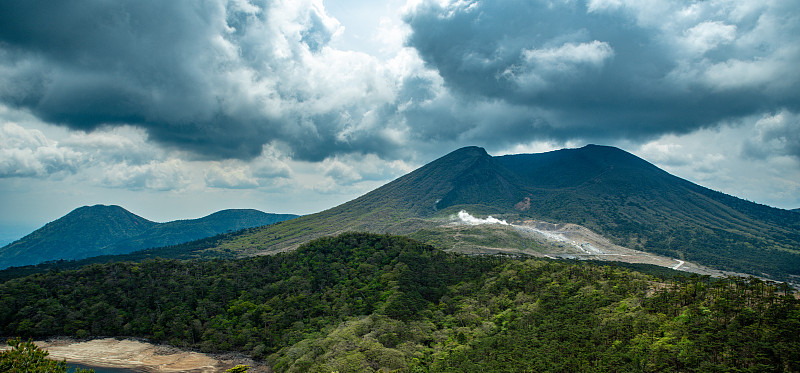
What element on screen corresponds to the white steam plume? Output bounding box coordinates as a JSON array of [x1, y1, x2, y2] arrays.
[[457, 210, 509, 225]]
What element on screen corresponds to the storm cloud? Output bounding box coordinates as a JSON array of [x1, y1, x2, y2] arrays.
[[1, 0, 799, 162], [404, 0, 800, 147], [0, 0, 405, 161]]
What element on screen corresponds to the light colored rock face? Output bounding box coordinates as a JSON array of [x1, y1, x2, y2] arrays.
[[509, 220, 744, 277], [443, 216, 744, 278], [35, 338, 221, 373]]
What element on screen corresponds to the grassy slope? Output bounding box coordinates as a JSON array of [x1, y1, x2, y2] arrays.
[[210, 146, 504, 256]]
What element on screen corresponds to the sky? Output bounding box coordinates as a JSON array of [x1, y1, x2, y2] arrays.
[[1, 0, 799, 243]]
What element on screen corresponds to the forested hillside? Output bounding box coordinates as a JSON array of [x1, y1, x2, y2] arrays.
[[1, 233, 797, 372]]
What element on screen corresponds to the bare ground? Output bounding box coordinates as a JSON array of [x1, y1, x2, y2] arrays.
[[1, 338, 271, 373], [446, 218, 750, 278]]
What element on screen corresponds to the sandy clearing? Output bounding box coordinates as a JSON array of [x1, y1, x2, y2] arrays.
[[37, 338, 219, 372], [0, 338, 266, 373]]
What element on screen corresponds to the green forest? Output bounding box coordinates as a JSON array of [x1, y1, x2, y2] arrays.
[[1, 233, 798, 372]]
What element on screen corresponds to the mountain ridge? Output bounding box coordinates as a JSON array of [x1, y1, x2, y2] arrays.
[[207, 144, 800, 281], [0, 205, 298, 269], [5, 145, 798, 282]]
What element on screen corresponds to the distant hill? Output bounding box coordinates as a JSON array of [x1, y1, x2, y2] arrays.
[[102, 209, 298, 254], [0, 206, 298, 269]]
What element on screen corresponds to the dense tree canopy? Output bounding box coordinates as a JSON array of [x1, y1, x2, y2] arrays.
[[1, 233, 798, 372]]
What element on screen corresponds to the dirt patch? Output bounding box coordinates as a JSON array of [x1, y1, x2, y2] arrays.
[[514, 197, 531, 211], [35, 338, 219, 372], [0, 338, 271, 373]]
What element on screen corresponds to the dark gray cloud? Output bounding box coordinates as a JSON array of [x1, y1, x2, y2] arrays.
[[0, 0, 395, 161], [1, 0, 799, 165], [403, 0, 800, 145], [0, 1, 262, 158]]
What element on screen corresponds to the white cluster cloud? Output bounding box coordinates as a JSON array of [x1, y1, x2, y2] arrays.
[[100, 159, 192, 191], [0, 110, 298, 193], [204, 163, 261, 190], [681, 21, 737, 56], [509, 40, 614, 91], [204, 147, 293, 189], [0, 122, 80, 178], [747, 110, 800, 159], [630, 114, 799, 208], [61, 126, 161, 166]]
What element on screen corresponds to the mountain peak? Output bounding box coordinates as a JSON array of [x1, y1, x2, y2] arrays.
[[432, 146, 491, 165], [449, 146, 489, 156], [0, 205, 157, 269], [67, 204, 134, 217], [575, 143, 646, 161], [581, 143, 614, 149]]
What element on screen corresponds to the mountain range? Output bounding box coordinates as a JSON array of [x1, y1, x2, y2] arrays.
[[0, 206, 298, 269], [203, 145, 800, 281], [3, 145, 798, 283]]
